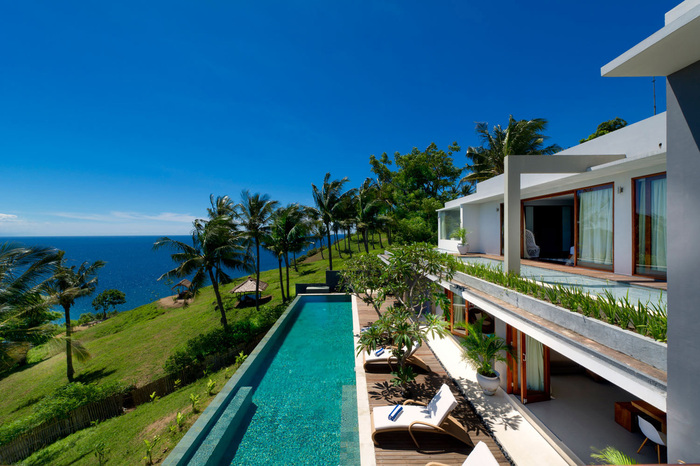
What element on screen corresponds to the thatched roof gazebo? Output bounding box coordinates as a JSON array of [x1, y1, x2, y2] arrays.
[[230, 276, 268, 298], [171, 279, 193, 300]]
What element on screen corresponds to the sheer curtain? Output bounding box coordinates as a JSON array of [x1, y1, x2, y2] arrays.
[[578, 187, 613, 268], [526, 335, 544, 392], [637, 181, 647, 267], [636, 176, 667, 275], [452, 294, 466, 334], [651, 177, 667, 271]]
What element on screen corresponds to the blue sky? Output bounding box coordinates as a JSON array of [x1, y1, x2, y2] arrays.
[[0, 1, 674, 236]]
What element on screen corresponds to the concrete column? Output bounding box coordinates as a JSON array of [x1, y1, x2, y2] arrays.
[[666, 60, 700, 463], [504, 156, 521, 275]]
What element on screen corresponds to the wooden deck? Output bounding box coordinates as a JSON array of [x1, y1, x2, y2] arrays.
[[358, 299, 511, 466]]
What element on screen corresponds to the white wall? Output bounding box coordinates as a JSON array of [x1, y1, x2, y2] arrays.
[[479, 202, 501, 254]]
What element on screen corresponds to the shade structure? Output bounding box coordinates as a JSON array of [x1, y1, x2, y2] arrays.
[[230, 276, 268, 295], [171, 279, 192, 291]]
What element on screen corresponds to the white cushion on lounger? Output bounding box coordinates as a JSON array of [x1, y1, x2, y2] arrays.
[[365, 341, 420, 363], [373, 384, 457, 432], [373, 404, 433, 431], [463, 441, 499, 466], [365, 347, 396, 363]]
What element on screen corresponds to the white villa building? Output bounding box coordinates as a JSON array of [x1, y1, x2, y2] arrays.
[[432, 1, 700, 463]]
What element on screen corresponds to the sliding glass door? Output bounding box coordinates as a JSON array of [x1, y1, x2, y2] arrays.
[[577, 184, 614, 270], [507, 326, 550, 404], [634, 174, 667, 278], [447, 291, 467, 336]]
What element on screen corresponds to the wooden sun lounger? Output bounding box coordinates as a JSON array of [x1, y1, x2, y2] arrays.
[[371, 384, 472, 449], [363, 343, 431, 372]]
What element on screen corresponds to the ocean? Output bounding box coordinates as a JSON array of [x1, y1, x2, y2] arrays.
[[1, 235, 331, 322]]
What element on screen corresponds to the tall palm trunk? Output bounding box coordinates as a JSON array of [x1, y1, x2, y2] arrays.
[[357, 232, 361, 252], [208, 269, 228, 329], [379, 230, 384, 249], [63, 304, 74, 382], [277, 256, 286, 302], [255, 238, 261, 311], [326, 223, 333, 270], [319, 237, 324, 260], [335, 231, 342, 259], [363, 229, 369, 253], [284, 252, 291, 299]]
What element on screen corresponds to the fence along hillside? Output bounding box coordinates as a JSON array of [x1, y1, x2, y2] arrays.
[[0, 343, 250, 465]]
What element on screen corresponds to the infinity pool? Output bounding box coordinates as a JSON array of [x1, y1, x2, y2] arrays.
[[222, 295, 358, 465]]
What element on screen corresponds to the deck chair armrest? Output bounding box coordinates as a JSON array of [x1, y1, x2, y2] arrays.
[[403, 399, 427, 406], [407, 420, 445, 448], [409, 421, 441, 431]]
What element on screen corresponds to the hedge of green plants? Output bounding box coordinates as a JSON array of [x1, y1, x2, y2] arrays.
[[458, 262, 667, 342], [163, 303, 287, 374]]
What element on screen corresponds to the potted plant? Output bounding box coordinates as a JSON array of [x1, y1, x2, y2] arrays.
[[452, 228, 470, 255], [460, 316, 512, 395]]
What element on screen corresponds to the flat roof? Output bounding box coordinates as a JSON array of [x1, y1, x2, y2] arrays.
[[602, 2, 700, 77]]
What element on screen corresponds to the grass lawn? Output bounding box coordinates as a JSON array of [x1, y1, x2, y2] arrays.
[[22, 362, 237, 465], [0, 233, 388, 464]]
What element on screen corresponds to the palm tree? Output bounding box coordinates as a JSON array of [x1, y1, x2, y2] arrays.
[[263, 224, 287, 302], [310, 219, 327, 260], [0, 243, 59, 366], [235, 190, 279, 311], [45, 252, 105, 382], [311, 173, 350, 271], [355, 178, 379, 253], [154, 217, 250, 329], [462, 116, 561, 185], [207, 194, 236, 219], [265, 204, 308, 299]]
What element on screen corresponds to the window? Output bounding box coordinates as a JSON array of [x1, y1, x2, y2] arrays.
[[577, 184, 614, 270], [634, 174, 666, 278], [439, 209, 460, 240]]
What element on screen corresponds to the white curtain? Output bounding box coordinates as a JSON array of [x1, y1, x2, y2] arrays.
[[637, 181, 647, 266], [525, 335, 544, 392], [651, 177, 667, 271], [578, 187, 613, 267], [452, 294, 466, 330]]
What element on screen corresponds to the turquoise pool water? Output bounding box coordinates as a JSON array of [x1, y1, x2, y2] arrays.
[[222, 295, 359, 465], [461, 257, 667, 305]]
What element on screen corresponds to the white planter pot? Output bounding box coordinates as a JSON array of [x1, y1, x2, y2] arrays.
[[456, 243, 470, 255], [476, 371, 500, 396]]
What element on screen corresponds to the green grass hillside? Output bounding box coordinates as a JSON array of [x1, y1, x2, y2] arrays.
[[1, 234, 387, 465]]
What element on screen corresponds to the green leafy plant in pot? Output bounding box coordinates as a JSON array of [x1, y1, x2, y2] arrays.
[[460, 315, 512, 395], [452, 228, 470, 255]]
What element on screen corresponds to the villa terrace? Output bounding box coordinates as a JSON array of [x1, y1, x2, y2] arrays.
[[445, 253, 667, 294], [355, 295, 664, 465]]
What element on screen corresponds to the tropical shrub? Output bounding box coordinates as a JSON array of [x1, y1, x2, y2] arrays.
[[78, 312, 97, 326], [163, 303, 286, 375]]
